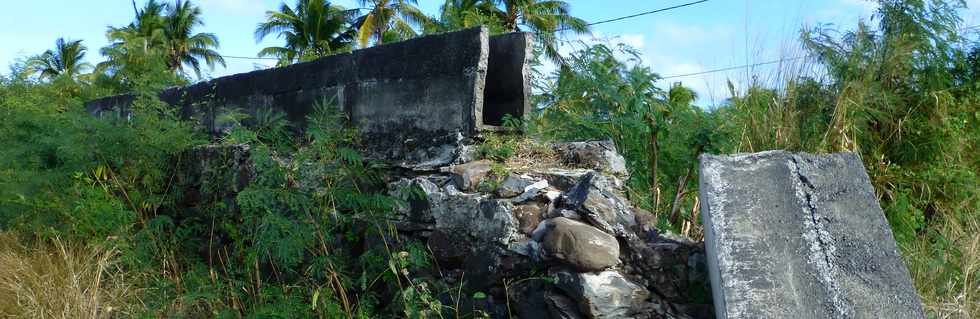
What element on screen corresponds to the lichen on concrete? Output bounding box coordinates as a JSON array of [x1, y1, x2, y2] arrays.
[[699, 151, 925, 319]]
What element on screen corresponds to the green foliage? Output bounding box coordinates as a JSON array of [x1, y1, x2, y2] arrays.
[[0, 83, 201, 242], [25, 38, 93, 82], [476, 132, 518, 162], [255, 0, 358, 65], [531, 43, 727, 231], [354, 0, 430, 47], [101, 0, 225, 78], [425, 0, 508, 34], [532, 3, 977, 314]]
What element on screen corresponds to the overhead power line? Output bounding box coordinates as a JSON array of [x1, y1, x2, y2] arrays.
[[658, 23, 980, 80], [571, 0, 708, 30], [658, 55, 811, 80], [221, 55, 278, 61], [222, 1, 709, 59]]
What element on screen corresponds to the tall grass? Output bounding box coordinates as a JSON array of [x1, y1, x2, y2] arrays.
[[907, 214, 980, 318], [0, 232, 140, 318]]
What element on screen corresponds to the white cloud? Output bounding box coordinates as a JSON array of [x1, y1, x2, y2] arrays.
[[617, 33, 645, 50]]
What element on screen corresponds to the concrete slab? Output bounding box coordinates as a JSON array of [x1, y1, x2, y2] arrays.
[[699, 151, 924, 319]]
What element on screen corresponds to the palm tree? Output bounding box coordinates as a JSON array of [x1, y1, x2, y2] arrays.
[[101, 0, 224, 78], [487, 0, 589, 64], [104, 0, 168, 57], [163, 0, 225, 76], [27, 38, 93, 81], [354, 0, 430, 47], [255, 0, 357, 66], [427, 0, 506, 34]]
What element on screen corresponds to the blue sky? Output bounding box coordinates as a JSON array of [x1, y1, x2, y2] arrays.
[[2, 0, 978, 104]]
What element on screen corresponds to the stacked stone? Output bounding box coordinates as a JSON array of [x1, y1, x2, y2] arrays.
[[389, 140, 711, 319], [175, 140, 710, 319]]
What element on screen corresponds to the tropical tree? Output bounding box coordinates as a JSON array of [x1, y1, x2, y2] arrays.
[[486, 0, 589, 64], [255, 0, 357, 66], [354, 0, 430, 47], [26, 38, 93, 81], [100, 0, 224, 78], [426, 0, 506, 34], [162, 0, 225, 76]]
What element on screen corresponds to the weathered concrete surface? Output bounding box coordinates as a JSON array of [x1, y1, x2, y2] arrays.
[[86, 27, 532, 169], [699, 151, 924, 319]]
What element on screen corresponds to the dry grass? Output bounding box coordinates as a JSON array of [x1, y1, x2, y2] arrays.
[[908, 214, 980, 319], [501, 136, 560, 173], [0, 232, 140, 318]]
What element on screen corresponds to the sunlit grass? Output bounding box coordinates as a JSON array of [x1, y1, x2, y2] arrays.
[[0, 232, 140, 318]]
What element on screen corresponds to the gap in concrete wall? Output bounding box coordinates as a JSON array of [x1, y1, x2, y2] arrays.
[[483, 33, 531, 127]]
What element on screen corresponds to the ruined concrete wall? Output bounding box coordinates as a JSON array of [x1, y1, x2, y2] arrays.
[[85, 27, 533, 169], [699, 151, 924, 319], [484, 32, 532, 126]]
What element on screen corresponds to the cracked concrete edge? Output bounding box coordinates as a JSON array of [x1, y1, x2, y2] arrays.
[[787, 154, 850, 317], [700, 151, 925, 319]]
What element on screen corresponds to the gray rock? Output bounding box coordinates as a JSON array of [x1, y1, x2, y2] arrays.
[[551, 140, 628, 176], [447, 159, 494, 192], [562, 172, 637, 237], [542, 217, 620, 272], [507, 239, 542, 259], [389, 177, 520, 245], [545, 290, 586, 319], [510, 281, 585, 319], [619, 231, 711, 309], [535, 168, 592, 191], [453, 143, 481, 165], [699, 151, 924, 319], [544, 209, 583, 221], [554, 270, 648, 319], [511, 179, 550, 204], [497, 174, 535, 198]]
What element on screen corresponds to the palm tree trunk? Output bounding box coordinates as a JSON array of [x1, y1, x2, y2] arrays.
[[647, 115, 660, 209], [668, 144, 704, 224], [506, 3, 519, 31]]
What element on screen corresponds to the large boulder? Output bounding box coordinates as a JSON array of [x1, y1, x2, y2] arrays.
[[541, 217, 620, 272], [554, 270, 649, 319], [390, 177, 520, 245], [551, 140, 628, 176], [389, 176, 530, 289]]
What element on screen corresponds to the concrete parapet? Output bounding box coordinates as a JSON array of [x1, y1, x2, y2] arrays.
[[85, 27, 532, 169]]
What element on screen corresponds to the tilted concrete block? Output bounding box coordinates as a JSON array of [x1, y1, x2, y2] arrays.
[[85, 27, 532, 170], [699, 151, 924, 319]]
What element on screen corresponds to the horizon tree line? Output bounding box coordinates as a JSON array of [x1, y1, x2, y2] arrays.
[[24, 0, 589, 83]]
